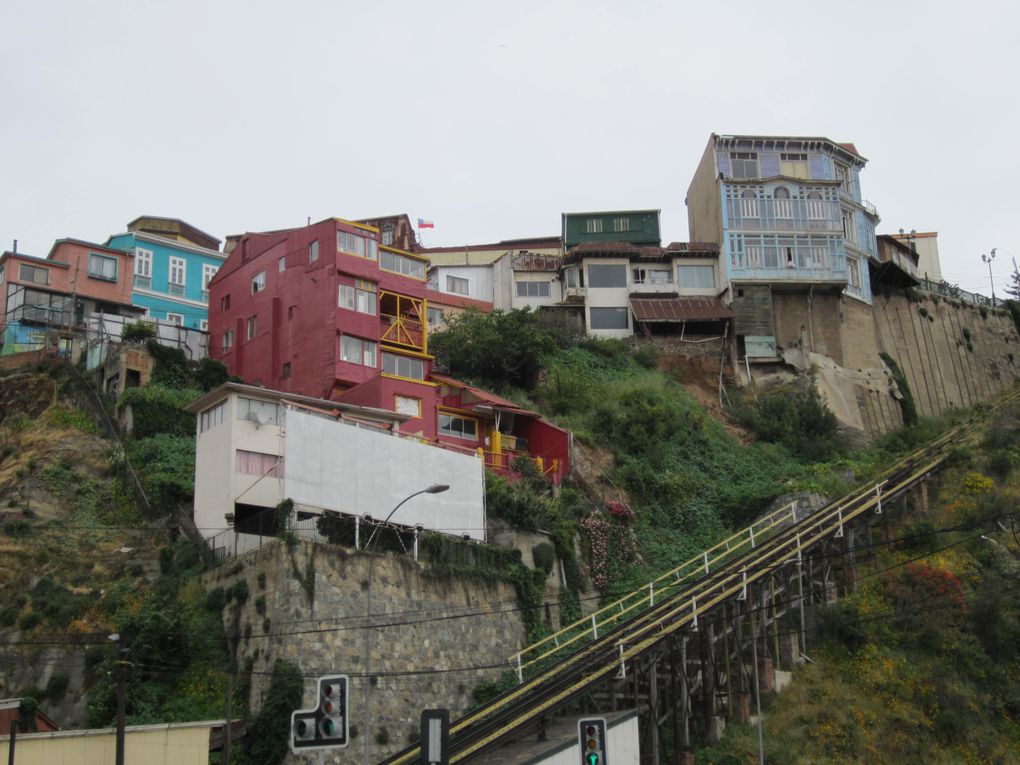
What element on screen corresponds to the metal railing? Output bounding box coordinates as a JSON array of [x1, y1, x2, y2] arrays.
[[508, 498, 803, 679], [915, 277, 995, 307]]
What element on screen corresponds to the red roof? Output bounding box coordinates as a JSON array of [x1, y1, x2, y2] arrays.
[[630, 296, 735, 322], [425, 289, 493, 311], [430, 373, 527, 411]]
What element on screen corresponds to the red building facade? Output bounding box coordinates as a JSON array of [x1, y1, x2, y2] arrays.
[[208, 218, 569, 483]]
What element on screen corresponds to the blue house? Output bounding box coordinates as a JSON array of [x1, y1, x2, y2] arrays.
[[687, 135, 880, 361], [105, 216, 225, 330]]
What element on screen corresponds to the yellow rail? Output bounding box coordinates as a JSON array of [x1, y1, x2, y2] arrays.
[[509, 498, 800, 678]]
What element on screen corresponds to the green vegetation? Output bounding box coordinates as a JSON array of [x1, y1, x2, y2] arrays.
[[699, 405, 1020, 765], [241, 660, 303, 764], [881, 352, 919, 425], [121, 321, 156, 343]]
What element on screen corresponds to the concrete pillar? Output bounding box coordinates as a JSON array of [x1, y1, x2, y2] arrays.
[[706, 715, 727, 746], [757, 658, 775, 693]]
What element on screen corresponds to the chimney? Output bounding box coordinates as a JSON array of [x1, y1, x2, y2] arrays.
[[12, 239, 17, 254]]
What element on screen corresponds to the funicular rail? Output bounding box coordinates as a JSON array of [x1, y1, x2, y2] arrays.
[[382, 398, 1009, 764]]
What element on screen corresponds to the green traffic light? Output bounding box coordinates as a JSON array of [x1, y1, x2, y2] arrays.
[[586, 753, 600, 765]]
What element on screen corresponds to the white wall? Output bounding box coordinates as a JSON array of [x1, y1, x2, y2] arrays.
[[584, 258, 632, 338], [511, 271, 561, 311], [432, 265, 494, 302], [283, 409, 486, 540], [673, 257, 722, 296], [531, 714, 640, 765]]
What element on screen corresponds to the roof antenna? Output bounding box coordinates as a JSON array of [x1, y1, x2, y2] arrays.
[[12, 239, 17, 254], [307, 217, 311, 227]]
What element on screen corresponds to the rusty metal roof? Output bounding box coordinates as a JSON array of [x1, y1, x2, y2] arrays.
[[630, 296, 735, 323], [511, 252, 562, 271]]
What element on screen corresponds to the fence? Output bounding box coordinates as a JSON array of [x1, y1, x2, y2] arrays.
[[915, 277, 995, 307]]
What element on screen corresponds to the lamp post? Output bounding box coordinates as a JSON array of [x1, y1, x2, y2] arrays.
[[362, 483, 450, 764], [364, 483, 450, 551], [982, 249, 997, 307]]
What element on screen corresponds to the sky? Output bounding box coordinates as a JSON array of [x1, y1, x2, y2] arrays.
[[2, 0, 1018, 297]]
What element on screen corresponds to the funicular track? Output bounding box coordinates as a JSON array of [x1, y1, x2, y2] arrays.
[[382, 396, 1013, 764]]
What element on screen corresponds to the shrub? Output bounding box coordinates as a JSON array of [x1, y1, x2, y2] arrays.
[[231, 579, 249, 605], [242, 660, 304, 764], [204, 587, 226, 612], [44, 673, 69, 701], [118, 386, 199, 438], [880, 353, 918, 426], [429, 308, 559, 389], [531, 542, 555, 574], [732, 382, 843, 460], [121, 322, 156, 343], [126, 435, 196, 515]]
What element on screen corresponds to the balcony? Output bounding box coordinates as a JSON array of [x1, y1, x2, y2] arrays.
[[631, 272, 675, 293], [726, 196, 841, 233], [379, 291, 425, 351], [133, 274, 152, 290], [729, 239, 847, 284], [168, 283, 186, 297]]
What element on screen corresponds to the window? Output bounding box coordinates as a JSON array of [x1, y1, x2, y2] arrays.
[[202, 264, 218, 302], [382, 352, 424, 379], [134, 249, 152, 276], [565, 268, 577, 289], [337, 230, 378, 260], [221, 294, 231, 312], [381, 226, 394, 246], [632, 268, 672, 285], [87, 253, 117, 281], [780, 153, 809, 179], [427, 307, 444, 325], [246, 315, 258, 340], [338, 281, 376, 315], [677, 265, 716, 289], [395, 395, 421, 417], [200, 401, 226, 432], [730, 151, 759, 179], [251, 271, 266, 294], [835, 162, 852, 193], [439, 412, 478, 440], [308, 240, 319, 262], [847, 256, 861, 288], [446, 275, 469, 295], [278, 256, 286, 272], [169, 257, 186, 295], [588, 307, 629, 329], [842, 210, 857, 245], [380, 250, 426, 279], [515, 281, 551, 297], [19, 263, 49, 285], [773, 187, 792, 219], [222, 329, 234, 351], [237, 397, 281, 426], [340, 335, 377, 366], [200, 319, 208, 331], [282, 362, 291, 379], [587, 264, 627, 288], [0, 266, 4, 284], [235, 449, 283, 478], [166, 312, 184, 326], [806, 191, 825, 220], [739, 189, 759, 218], [585, 218, 604, 234], [613, 217, 630, 232]]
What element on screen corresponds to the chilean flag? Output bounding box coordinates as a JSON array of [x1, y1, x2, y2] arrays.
[[417, 218, 435, 229]]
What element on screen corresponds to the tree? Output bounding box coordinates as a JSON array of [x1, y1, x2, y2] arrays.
[[429, 308, 558, 389], [1005, 268, 1020, 300]]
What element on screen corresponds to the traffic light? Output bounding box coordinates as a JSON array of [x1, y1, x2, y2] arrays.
[[291, 675, 349, 753], [578, 717, 607, 765]]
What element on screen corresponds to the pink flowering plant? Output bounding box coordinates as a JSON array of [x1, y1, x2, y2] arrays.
[[579, 512, 638, 589]]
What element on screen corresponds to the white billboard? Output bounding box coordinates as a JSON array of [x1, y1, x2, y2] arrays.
[[283, 409, 486, 541]]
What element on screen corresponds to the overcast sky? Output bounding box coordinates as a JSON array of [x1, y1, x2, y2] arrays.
[[2, 0, 1017, 295]]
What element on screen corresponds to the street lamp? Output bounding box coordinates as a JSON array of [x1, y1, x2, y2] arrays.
[[362, 483, 450, 764], [364, 484, 450, 551], [982, 249, 997, 308]]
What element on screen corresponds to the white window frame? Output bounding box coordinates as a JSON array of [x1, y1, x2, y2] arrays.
[[88, 253, 118, 280], [380, 250, 426, 279], [446, 275, 470, 295], [338, 283, 376, 315], [246, 315, 258, 340], [169, 257, 186, 286], [19, 263, 49, 285], [222, 329, 234, 351], [309, 240, 319, 262], [200, 319, 209, 332], [585, 218, 604, 234], [613, 217, 630, 232], [200, 401, 226, 432], [340, 335, 378, 367], [338, 231, 378, 260], [251, 271, 266, 294], [134, 248, 152, 277], [730, 151, 759, 179], [779, 153, 809, 179], [166, 312, 184, 326], [382, 352, 425, 380], [515, 281, 551, 297]]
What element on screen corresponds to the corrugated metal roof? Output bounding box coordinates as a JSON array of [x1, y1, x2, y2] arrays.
[[630, 296, 735, 322], [511, 252, 562, 271]]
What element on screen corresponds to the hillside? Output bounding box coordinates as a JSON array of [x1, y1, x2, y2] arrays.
[[696, 402, 1020, 765]]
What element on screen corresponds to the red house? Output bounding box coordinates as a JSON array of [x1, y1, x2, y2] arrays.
[[208, 218, 569, 483]]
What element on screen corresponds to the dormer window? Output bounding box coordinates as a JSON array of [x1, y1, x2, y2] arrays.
[[730, 152, 759, 179]]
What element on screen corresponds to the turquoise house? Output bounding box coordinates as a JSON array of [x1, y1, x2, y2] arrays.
[[105, 216, 225, 330]]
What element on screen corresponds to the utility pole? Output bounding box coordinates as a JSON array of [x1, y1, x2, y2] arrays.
[[223, 672, 234, 764], [982, 249, 997, 308], [115, 644, 128, 765], [7, 719, 16, 765]]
